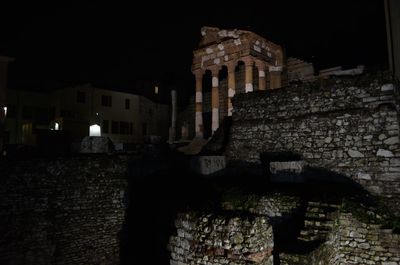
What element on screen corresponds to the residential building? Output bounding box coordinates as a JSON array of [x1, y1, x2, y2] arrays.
[[4, 83, 171, 148]]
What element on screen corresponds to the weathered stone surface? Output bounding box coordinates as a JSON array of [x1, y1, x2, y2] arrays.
[[348, 149, 364, 158], [169, 212, 274, 265], [381, 83, 394, 91], [384, 136, 399, 145], [0, 156, 128, 265], [322, 212, 400, 265], [270, 161, 305, 183], [190, 156, 226, 175], [270, 161, 305, 174], [356, 172, 372, 180], [80, 136, 114, 153], [377, 148, 394, 157], [226, 78, 400, 213]]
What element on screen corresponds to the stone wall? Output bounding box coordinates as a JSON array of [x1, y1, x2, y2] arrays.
[[168, 212, 273, 265], [221, 193, 301, 218], [169, 193, 304, 265], [326, 212, 400, 265], [226, 76, 400, 213], [0, 156, 128, 265]]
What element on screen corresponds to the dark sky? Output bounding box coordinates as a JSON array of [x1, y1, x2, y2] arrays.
[[0, 1, 388, 103]]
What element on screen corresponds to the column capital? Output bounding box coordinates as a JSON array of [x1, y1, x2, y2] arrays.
[[209, 66, 221, 76], [254, 60, 266, 71], [225, 60, 237, 73], [192, 69, 204, 79], [242, 56, 254, 66]]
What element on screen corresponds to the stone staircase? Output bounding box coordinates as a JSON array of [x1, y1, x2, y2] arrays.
[[298, 201, 340, 242], [279, 200, 340, 265]]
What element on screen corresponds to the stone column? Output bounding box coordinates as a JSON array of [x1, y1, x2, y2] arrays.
[[243, 56, 254, 93], [255, 60, 266, 90], [194, 70, 204, 138], [226, 61, 236, 116], [211, 67, 220, 134], [168, 89, 177, 142]]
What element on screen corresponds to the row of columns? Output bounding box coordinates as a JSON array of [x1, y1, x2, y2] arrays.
[[194, 56, 281, 138]]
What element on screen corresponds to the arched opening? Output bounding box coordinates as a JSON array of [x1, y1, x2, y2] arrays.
[[235, 61, 245, 94], [218, 66, 228, 120], [253, 64, 259, 91]]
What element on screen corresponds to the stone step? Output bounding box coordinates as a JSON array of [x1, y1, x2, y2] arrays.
[[296, 200, 341, 242], [279, 252, 309, 265]]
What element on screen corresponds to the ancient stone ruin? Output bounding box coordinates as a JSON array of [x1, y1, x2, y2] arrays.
[[170, 27, 400, 263], [167, 27, 400, 265], [192, 26, 284, 138], [226, 77, 400, 213]]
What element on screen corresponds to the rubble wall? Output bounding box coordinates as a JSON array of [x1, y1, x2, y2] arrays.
[[226, 76, 400, 213], [0, 156, 128, 265]]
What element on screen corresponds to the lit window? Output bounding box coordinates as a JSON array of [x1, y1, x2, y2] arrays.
[[155, 86, 159, 94]]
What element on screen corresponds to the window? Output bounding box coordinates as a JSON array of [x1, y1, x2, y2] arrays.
[[77, 91, 85, 103], [125, 99, 130, 110], [101, 95, 112, 107], [120, 121, 130, 135], [102, 120, 109, 134], [111, 121, 119, 134]]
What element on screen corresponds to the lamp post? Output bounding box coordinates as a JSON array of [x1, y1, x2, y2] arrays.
[[89, 112, 101, 137]]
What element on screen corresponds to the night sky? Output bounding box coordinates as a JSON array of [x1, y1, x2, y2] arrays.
[[0, 1, 388, 104]]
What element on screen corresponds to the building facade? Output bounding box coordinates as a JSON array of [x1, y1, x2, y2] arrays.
[[4, 83, 170, 148]]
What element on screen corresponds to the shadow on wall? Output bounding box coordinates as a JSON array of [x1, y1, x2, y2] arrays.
[[117, 149, 378, 265], [200, 116, 232, 155], [118, 152, 225, 265], [260, 151, 366, 190]]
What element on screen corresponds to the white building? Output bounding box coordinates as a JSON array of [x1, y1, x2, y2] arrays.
[[4, 83, 170, 148]]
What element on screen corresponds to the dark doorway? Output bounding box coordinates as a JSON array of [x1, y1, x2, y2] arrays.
[[202, 112, 212, 139]]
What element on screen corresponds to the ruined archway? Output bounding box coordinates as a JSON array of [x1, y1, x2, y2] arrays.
[[191, 26, 284, 139]]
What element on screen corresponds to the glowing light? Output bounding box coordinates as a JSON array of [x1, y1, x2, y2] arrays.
[[89, 124, 101, 136], [155, 86, 159, 94], [54, 122, 59, 130], [3, 106, 7, 117]]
